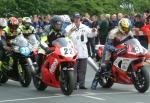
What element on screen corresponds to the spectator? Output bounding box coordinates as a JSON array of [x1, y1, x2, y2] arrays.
[[111, 14, 118, 28], [134, 14, 144, 29], [99, 14, 109, 45], [106, 14, 113, 30], [65, 12, 97, 90], [82, 13, 92, 28], [43, 16, 50, 26], [144, 9, 150, 24], [134, 14, 147, 48], [38, 16, 44, 28], [91, 15, 99, 45], [86, 15, 97, 58], [32, 15, 39, 28], [47, 14, 52, 23], [117, 13, 124, 21]]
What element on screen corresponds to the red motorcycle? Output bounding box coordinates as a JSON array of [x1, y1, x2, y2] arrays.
[[97, 38, 150, 93], [33, 37, 77, 95]]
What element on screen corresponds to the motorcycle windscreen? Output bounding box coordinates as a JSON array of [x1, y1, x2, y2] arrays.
[[52, 37, 73, 47], [12, 34, 29, 47], [125, 38, 147, 54], [52, 37, 75, 57]]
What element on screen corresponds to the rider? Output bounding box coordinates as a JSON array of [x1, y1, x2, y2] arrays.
[[1, 17, 19, 56], [91, 18, 134, 90], [37, 15, 66, 73], [0, 17, 19, 85], [0, 18, 7, 85], [17, 17, 38, 47]]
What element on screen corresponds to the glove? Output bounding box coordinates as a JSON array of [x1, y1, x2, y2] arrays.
[[45, 47, 53, 54], [3, 46, 13, 52], [116, 47, 127, 56]]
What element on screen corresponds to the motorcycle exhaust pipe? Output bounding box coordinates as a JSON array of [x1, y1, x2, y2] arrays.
[[27, 58, 36, 74], [87, 57, 99, 72]]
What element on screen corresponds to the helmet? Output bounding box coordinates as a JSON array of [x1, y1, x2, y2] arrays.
[[118, 18, 131, 34], [0, 18, 7, 29], [59, 15, 71, 29], [7, 17, 19, 30], [51, 15, 63, 31], [60, 15, 71, 23], [8, 17, 19, 27], [22, 17, 32, 24], [22, 17, 32, 29]]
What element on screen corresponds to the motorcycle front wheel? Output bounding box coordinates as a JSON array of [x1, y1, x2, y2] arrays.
[[0, 73, 8, 83], [60, 70, 75, 96], [33, 74, 47, 91], [19, 63, 32, 87], [133, 66, 150, 93]]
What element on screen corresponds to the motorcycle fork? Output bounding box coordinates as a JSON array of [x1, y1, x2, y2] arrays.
[[18, 63, 23, 74], [17, 57, 26, 80], [0, 61, 2, 71], [130, 63, 142, 82]]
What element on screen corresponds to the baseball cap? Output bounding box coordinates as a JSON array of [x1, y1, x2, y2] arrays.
[[73, 12, 81, 18]]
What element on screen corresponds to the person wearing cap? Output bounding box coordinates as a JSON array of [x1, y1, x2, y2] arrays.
[[65, 12, 97, 90]]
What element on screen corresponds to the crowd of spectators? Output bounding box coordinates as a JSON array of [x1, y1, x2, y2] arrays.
[[4, 10, 149, 58]]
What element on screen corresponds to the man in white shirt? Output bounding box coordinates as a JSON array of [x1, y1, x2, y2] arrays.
[[65, 12, 97, 89]]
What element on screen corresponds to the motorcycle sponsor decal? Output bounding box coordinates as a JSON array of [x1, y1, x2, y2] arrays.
[[121, 59, 131, 71], [50, 59, 58, 73], [114, 57, 122, 66], [60, 47, 74, 57], [114, 57, 133, 71]]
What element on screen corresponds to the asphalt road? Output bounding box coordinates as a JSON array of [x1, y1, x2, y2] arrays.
[[0, 64, 150, 103]]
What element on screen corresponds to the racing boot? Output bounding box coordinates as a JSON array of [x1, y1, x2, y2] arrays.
[[91, 62, 109, 90], [91, 66, 104, 90]]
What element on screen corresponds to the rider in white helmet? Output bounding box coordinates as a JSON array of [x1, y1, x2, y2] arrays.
[[17, 17, 39, 48]]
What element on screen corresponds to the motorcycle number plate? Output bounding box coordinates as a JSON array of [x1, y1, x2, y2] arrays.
[[60, 47, 74, 57]]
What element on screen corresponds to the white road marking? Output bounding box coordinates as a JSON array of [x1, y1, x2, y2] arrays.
[[136, 102, 144, 103], [82, 95, 105, 101], [0, 95, 64, 103], [0, 91, 149, 103]]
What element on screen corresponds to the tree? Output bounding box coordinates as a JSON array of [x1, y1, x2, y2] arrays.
[[0, 0, 149, 17]]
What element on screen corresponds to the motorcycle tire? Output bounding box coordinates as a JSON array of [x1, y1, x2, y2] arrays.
[[33, 74, 47, 91], [133, 66, 150, 93], [19, 64, 32, 87], [99, 75, 114, 88], [60, 70, 75, 96], [0, 73, 8, 84]]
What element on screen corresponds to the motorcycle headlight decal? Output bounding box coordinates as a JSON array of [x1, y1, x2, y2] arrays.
[[20, 47, 31, 56]]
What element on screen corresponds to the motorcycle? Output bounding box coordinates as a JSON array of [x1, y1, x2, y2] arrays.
[[97, 38, 150, 93], [33, 37, 77, 95], [0, 34, 35, 87]]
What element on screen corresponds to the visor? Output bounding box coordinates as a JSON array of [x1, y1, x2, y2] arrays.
[[121, 27, 130, 32]]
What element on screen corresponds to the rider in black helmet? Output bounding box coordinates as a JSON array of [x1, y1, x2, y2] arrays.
[[37, 15, 66, 73]]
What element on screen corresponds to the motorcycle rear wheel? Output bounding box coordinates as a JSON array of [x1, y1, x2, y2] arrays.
[[60, 70, 75, 96], [133, 66, 150, 93], [99, 75, 114, 88]]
